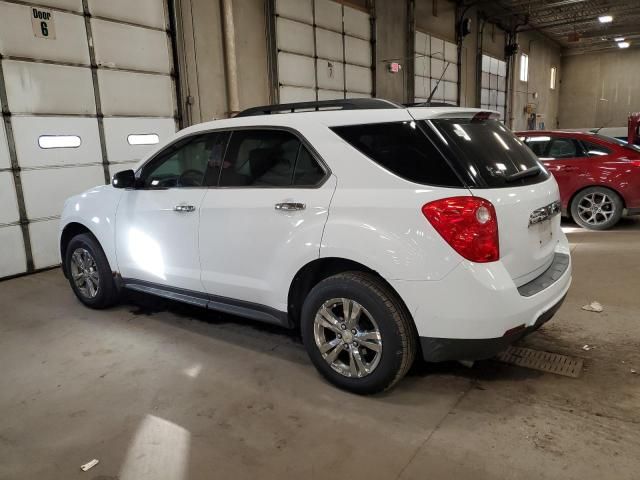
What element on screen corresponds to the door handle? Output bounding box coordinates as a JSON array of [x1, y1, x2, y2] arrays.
[[275, 202, 306, 211], [174, 204, 196, 212]]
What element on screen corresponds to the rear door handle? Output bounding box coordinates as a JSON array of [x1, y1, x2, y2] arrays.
[[275, 202, 306, 211], [174, 204, 196, 212]]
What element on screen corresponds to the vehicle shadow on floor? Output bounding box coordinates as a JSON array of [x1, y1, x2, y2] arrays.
[[122, 289, 547, 391]]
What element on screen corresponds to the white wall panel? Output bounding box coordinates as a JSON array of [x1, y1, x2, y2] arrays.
[[91, 19, 171, 73], [317, 89, 344, 101], [316, 59, 344, 91], [430, 37, 444, 57], [88, 0, 166, 29], [314, 0, 342, 31], [414, 76, 431, 99], [3, 61, 95, 114], [103, 117, 175, 163], [19, 0, 82, 11], [12, 116, 101, 168], [444, 63, 457, 82], [316, 28, 343, 61], [0, 121, 10, 170], [415, 31, 429, 55], [343, 7, 370, 40], [277, 52, 315, 89], [346, 92, 371, 99], [276, 17, 314, 56], [21, 165, 104, 219], [0, 2, 89, 64], [28, 219, 60, 269], [444, 81, 457, 102], [276, 0, 312, 23], [0, 226, 27, 277], [415, 57, 430, 78], [345, 64, 372, 94], [444, 41, 457, 63], [345, 36, 371, 67], [0, 172, 20, 225], [98, 70, 174, 116], [279, 86, 315, 103]]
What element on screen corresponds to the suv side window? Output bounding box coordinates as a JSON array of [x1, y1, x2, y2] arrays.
[[139, 133, 228, 189], [219, 129, 325, 187], [331, 122, 463, 187], [547, 137, 584, 159], [581, 140, 612, 157]]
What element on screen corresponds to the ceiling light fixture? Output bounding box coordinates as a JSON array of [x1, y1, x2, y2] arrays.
[[598, 15, 613, 23], [618, 41, 630, 48]]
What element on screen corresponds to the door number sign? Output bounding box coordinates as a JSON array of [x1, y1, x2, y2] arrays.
[[31, 7, 56, 40]]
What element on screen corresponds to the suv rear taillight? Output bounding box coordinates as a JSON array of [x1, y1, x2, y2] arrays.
[[422, 196, 499, 263]]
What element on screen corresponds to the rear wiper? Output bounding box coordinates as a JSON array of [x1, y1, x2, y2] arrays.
[[505, 165, 541, 182]]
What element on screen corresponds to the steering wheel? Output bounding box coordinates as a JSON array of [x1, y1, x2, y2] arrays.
[[178, 169, 204, 187]]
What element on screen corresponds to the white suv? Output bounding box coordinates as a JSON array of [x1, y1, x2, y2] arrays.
[[59, 99, 572, 394]]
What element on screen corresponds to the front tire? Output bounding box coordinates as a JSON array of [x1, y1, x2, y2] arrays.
[[301, 272, 417, 394], [570, 186, 623, 230], [65, 233, 120, 309]]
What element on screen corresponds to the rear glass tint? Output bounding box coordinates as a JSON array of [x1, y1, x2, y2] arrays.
[[331, 121, 463, 187], [428, 118, 550, 187]]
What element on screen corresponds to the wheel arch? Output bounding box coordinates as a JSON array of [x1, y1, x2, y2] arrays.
[[59, 222, 98, 277], [287, 257, 416, 333], [568, 184, 627, 215]]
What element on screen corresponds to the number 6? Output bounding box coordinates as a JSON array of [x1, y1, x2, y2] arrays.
[[41, 21, 48, 37]]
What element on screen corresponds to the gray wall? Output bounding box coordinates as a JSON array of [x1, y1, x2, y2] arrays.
[[375, 0, 408, 102], [559, 48, 640, 129], [511, 31, 561, 131]]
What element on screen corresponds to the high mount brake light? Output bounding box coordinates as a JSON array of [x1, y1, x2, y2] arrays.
[[422, 196, 500, 263]]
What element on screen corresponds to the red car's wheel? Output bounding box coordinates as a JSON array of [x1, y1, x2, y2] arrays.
[[571, 187, 623, 230]]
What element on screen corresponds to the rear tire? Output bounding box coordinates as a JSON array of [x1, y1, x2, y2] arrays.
[[300, 272, 417, 394], [570, 186, 623, 230], [64, 233, 120, 309]]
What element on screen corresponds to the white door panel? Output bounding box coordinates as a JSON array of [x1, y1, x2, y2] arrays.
[[314, 0, 342, 31], [343, 7, 370, 40], [345, 36, 371, 67], [87, 0, 166, 29], [316, 59, 344, 91], [199, 176, 337, 311], [98, 70, 174, 116], [276, 0, 312, 23], [20, 165, 104, 219], [103, 117, 175, 164], [0, 121, 10, 169], [315, 28, 343, 61], [20, 0, 82, 11], [115, 189, 206, 291], [91, 19, 171, 73], [317, 89, 344, 100], [28, 219, 60, 268], [279, 86, 315, 103], [3, 61, 95, 114], [276, 17, 314, 56], [345, 64, 372, 94], [12, 116, 101, 168], [278, 52, 316, 89], [0, 225, 27, 276], [0, 172, 20, 225], [0, 3, 89, 64]]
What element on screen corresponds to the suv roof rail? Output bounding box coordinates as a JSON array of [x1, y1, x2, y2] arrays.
[[404, 101, 457, 107], [235, 98, 403, 117]]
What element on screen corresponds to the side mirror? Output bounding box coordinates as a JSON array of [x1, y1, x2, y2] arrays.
[[112, 169, 136, 189]]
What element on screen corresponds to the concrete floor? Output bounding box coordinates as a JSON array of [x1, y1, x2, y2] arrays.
[[1, 220, 639, 480]]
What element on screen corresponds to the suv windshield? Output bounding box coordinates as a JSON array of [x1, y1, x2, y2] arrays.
[[427, 116, 550, 188]]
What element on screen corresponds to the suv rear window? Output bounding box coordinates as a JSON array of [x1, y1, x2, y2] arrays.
[[331, 121, 463, 187], [428, 117, 550, 187]]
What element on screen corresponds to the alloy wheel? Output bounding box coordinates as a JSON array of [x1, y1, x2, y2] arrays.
[[313, 298, 383, 378], [70, 247, 100, 299], [577, 192, 615, 227]]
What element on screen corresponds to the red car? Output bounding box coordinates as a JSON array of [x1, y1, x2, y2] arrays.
[[516, 130, 640, 230]]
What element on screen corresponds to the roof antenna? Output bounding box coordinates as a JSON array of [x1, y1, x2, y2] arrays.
[[425, 61, 451, 105]]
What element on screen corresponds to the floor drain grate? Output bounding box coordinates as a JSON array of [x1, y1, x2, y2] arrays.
[[497, 346, 584, 378]]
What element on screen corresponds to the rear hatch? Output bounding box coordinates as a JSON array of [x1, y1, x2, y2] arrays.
[[410, 109, 562, 286]]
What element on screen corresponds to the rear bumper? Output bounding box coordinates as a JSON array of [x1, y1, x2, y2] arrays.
[[390, 240, 572, 360], [419, 293, 566, 362]]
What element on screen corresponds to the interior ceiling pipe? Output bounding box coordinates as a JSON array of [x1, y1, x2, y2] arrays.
[[221, 0, 240, 116]]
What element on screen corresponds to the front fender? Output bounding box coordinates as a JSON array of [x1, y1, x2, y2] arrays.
[[59, 185, 123, 271]]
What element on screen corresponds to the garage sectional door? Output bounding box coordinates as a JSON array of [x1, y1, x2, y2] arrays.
[[275, 0, 374, 103], [414, 30, 458, 105], [0, 0, 178, 279]]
